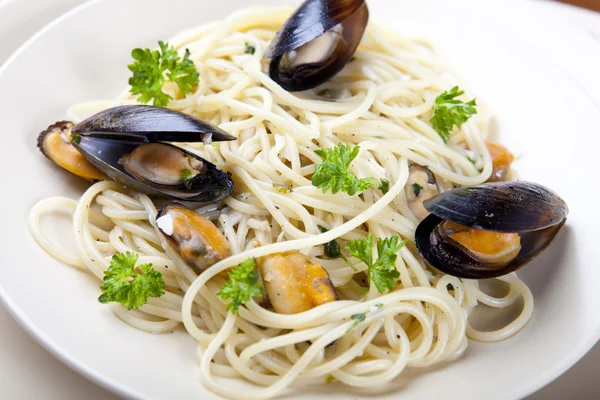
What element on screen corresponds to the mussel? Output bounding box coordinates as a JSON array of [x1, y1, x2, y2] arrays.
[[265, 0, 368, 91], [37, 121, 107, 181], [486, 141, 514, 182], [415, 181, 568, 279], [37, 105, 236, 203], [156, 203, 232, 271], [257, 251, 338, 314], [72, 105, 236, 143]]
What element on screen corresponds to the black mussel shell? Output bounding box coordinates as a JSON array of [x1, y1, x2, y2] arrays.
[[72, 105, 236, 143], [415, 181, 568, 279], [73, 136, 233, 203], [423, 181, 568, 232], [265, 0, 368, 91]]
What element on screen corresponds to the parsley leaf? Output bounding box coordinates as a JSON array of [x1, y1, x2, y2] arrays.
[[346, 236, 373, 268], [98, 252, 165, 310], [217, 258, 263, 315], [346, 235, 406, 294], [318, 225, 341, 259], [180, 169, 193, 190], [244, 42, 256, 55], [128, 41, 199, 107], [312, 143, 373, 196], [412, 183, 423, 196], [378, 178, 390, 194], [430, 86, 477, 143]]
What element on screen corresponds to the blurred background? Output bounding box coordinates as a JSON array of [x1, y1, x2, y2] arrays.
[[0, 0, 599, 399]]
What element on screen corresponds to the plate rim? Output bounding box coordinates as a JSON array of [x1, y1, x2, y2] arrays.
[[0, 2, 146, 398], [1, 0, 600, 399]]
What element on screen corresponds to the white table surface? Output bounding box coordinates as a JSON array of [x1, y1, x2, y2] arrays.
[[1, 0, 599, 399]]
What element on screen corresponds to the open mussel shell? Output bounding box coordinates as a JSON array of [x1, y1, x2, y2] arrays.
[[73, 137, 233, 203], [72, 105, 236, 143], [415, 181, 568, 279], [265, 0, 368, 91]]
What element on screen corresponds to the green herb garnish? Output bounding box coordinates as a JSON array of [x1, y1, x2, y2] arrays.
[[467, 156, 477, 165], [180, 169, 193, 190], [318, 225, 341, 259], [312, 143, 373, 196], [358, 286, 369, 298], [71, 134, 81, 145], [348, 313, 366, 331], [412, 183, 423, 197], [217, 258, 263, 315], [345, 235, 406, 294], [128, 41, 199, 107], [378, 178, 390, 194], [244, 42, 256, 55], [430, 86, 477, 143], [99, 252, 165, 310]]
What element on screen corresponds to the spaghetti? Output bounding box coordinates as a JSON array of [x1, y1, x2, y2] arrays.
[[29, 7, 533, 400]]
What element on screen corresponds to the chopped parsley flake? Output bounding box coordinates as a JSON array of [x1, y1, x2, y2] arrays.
[[244, 43, 256, 55], [412, 183, 423, 197]]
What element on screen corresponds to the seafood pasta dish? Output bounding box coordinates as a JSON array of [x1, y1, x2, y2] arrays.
[[28, 0, 568, 398]]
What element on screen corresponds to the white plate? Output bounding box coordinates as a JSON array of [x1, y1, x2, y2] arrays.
[[1, 0, 600, 399]]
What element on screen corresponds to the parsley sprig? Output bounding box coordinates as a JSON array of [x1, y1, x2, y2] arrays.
[[217, 258, 264, 315], [430, 86, 477, 143], [128, 41, 199, 107], [346, 236, 406, 294], [312, 143, 373, 196], [99, 252, 165, 310]]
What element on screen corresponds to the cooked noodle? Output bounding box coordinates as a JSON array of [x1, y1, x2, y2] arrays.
[[28, 7, 533, 399]]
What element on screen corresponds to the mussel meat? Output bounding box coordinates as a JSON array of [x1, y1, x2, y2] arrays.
[[37, 121, 106, 181], [265, 0, 368, 91], [38, 105, 236, 203], [406, 164, 440, 221], [156, 203, 232, 271], [257, 251, 338, 314], [486, 141, 514, 182], [74, 138, 233, 202], [415, 181, 568, 279]]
